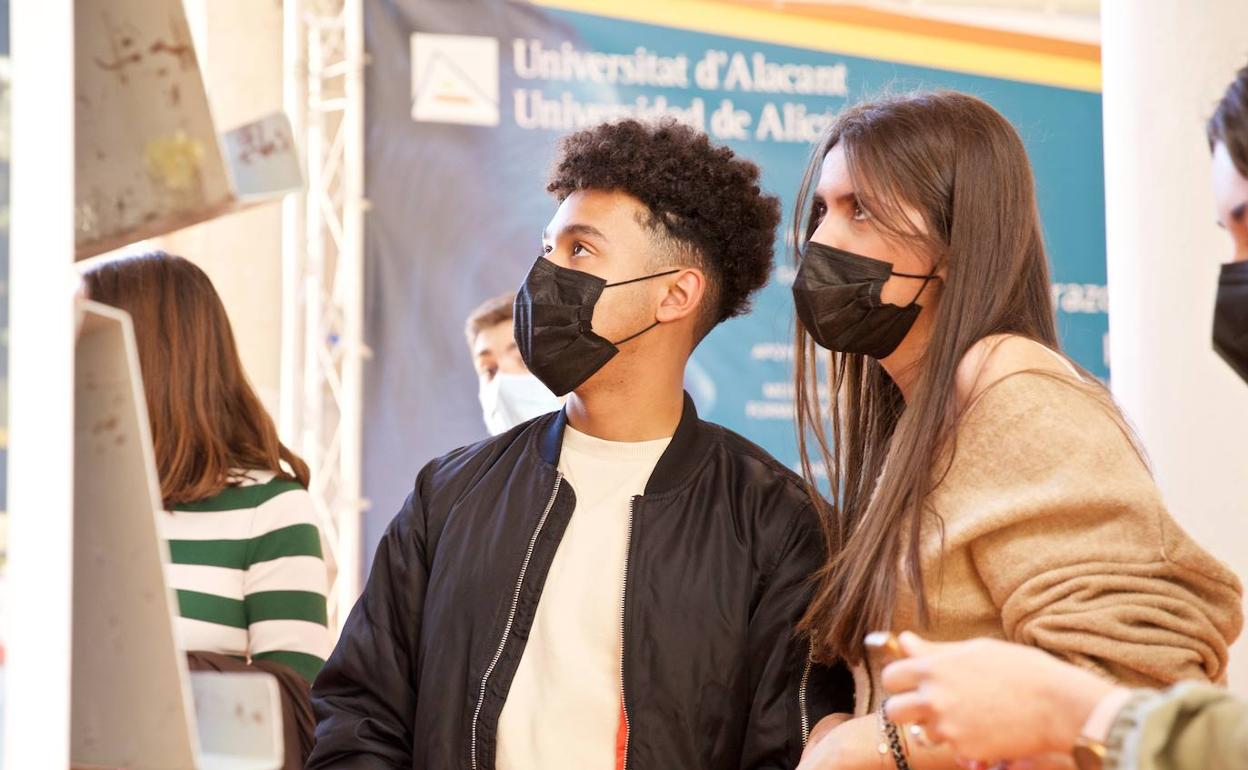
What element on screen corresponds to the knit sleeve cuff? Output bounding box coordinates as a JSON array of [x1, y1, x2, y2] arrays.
[[1104, 688, 1175, 770]]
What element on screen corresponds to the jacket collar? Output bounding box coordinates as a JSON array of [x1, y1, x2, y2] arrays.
[[537, 391, 710, 495]]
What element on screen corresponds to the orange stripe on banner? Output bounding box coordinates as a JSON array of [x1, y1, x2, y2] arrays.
[[721, 1, 1099, 62], [528, 0, 1102, 92]]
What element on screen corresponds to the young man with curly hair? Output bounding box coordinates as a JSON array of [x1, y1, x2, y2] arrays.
[[308, 120, 852, 770]]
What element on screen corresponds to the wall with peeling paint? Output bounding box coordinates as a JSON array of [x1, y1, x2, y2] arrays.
[[74, 0, 233, 258]]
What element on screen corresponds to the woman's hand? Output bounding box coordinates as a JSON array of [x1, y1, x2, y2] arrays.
[[797, 714, 883, 770], [798, 710, 967, 770], [880, 633, 1122, 764], [807, 712, 852, 748]]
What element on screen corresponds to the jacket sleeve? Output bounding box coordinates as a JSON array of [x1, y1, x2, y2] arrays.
[[954, 376, 1243, 687], [1106, 683, 1248, 770], [306, 471, 431, 769], [740, 501, 855, 770]]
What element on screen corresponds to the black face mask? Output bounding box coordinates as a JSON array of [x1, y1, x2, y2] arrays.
[[514, 256, 678, 396], [1214, 260, 1248, 385], [791, 241, 939, 359]]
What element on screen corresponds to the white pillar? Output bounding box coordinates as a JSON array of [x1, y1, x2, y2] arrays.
[[1102, 0, 1248, 693], [159, 0, 287, 416], [6, 0, 76, 765]]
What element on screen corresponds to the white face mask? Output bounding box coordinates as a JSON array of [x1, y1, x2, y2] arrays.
[[478, 371, 562, 436]]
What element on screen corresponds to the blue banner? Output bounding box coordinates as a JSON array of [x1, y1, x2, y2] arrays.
[[363, 0, 1106, 569]]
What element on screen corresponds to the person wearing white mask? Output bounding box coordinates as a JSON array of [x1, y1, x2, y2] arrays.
[[466, 292, 563, 435]]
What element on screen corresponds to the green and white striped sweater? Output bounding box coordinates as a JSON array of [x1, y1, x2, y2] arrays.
[[161, 470, 332, 683]]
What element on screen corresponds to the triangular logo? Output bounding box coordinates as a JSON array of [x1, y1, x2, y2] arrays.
[[411, 33, 500, 126]]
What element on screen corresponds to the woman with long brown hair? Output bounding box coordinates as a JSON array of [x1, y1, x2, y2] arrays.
[[789, 92, 1242, 769], [82, 252, 332, 688]]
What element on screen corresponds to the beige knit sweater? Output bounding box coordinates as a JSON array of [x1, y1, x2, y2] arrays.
[[855, 372, 1244, 714]]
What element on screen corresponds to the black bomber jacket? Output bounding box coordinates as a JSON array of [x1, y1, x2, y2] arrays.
[[308, 394, 853, 769]]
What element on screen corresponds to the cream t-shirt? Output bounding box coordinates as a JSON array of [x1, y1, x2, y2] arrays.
[[495, 425, 671, 770]]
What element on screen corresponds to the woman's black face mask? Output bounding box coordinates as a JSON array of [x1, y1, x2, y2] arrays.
[[791, 241, 939, 359], [1214, 260, 1248, 385]]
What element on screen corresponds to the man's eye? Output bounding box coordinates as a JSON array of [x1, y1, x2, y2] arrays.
[[851, 199, 871, 222], [571, 242, 588, 256], [811, 201, 827, 221]]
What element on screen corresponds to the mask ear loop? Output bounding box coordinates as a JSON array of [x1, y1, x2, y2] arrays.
[[611, 320, 662, 346], [600, 267, 681, 344], [892, 270, 941, 308], [604, 268, 681, 289]]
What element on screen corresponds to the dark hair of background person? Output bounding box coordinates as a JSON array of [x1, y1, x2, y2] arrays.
[[547, 118, 782, 340], [791, 92, 1130, 665], [1208, 62, 1248, 174], [82, 251, 311, 507], [464, 291, 515, 348]]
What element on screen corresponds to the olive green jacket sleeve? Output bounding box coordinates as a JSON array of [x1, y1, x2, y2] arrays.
[[1107, 683, 1248, 770]]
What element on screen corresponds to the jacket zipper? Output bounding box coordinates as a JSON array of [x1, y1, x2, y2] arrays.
[[470, 473, 564, 770], [799, 645, 813, 746], [619, 495, 637, 770]]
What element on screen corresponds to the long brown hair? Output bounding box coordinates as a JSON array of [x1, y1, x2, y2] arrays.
[[793, 92, 1102, 665], [83, 252, 310, 507]]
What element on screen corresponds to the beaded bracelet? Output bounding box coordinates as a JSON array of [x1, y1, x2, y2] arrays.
[[878, 698, 912, 770]]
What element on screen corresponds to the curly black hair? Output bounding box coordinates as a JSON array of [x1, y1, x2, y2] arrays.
[[547, 119, 781, 334], [1210, 62, 1248, 176]]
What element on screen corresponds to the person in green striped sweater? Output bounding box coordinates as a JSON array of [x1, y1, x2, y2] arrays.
[[83, 252, 332, 686]]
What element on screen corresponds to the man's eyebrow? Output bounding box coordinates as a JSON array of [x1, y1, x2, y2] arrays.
[[542, 223, 609, 242]]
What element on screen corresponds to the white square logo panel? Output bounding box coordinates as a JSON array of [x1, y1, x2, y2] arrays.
[[411, 33, 500, 126]]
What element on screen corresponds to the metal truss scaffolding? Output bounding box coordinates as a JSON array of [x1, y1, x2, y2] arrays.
[[281, 0, 368, 631]]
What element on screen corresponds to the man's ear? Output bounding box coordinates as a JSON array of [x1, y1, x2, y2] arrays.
[[655, 268, 707, 324]]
